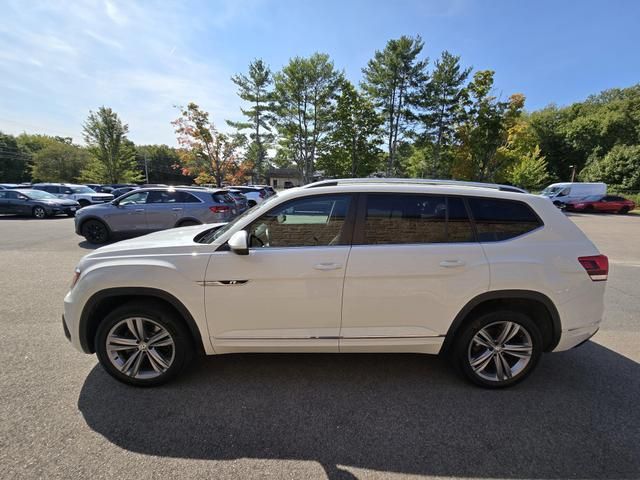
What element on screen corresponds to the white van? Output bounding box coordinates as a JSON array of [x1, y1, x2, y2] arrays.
[[541, 182, 606, 205]]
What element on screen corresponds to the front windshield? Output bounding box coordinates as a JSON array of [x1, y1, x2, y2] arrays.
[[23, 190, 57, 200], [199, 192, 280, 244], [71, 186, 95, 193], [541, 186, 562, 196]]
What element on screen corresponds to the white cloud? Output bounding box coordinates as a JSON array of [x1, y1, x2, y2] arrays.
[[0, 0, 247, 145]]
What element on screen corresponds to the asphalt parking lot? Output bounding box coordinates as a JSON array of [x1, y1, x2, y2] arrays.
[[0, 213, 638, 479]]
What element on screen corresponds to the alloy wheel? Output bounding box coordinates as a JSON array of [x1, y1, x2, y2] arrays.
[[105, 317, 175, 380], [467, 321, 533, 383], [33, 207, 46, 219]]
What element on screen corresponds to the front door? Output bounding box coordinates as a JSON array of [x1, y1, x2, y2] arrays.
[[144, 190, 182, 230], [0, 191, 11, 213], [107, 191, 149, 233], [340, 193, 490, 354], [205, 193, 355, 353]]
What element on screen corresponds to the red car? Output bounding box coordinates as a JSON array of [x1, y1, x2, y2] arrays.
[[565, 195, 636, 214]]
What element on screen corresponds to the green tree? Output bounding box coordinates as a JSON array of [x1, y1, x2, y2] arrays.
[[580, 144, 640, 190], [419, 51, 470, 178], [0, 132, 31, 182], [173, 102, 242, 187], [362, 35, 428, 175], [318, 79, 383, 177], [31, 141, 89, 182], [274, 53, 342, 183], [452, 71, 525, 181], [80, 107, 142, 183], [505, 146, 550, 191], [229, 59, 276, 182], [135, 144, 190, 184]]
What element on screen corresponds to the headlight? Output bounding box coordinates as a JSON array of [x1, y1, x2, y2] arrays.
[[70, 267, 81, 289]]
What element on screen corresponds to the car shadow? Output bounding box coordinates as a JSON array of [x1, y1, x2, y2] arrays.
[[77, 240, 107, 250], [0, 214, 71, 220], [78, 343, 639, 479]]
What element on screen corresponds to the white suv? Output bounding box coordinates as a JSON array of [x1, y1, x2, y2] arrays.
[[63, 179, 607, 388]]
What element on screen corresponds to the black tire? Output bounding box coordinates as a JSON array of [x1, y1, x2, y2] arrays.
[[177, 220, 199, 227], [81, 219, 110, 244], [247, 200, 257, 208], [78, 199, 90, 208], [32, 206, 47, 219], [619, 207, 630, 214], [585, 205, 594, 213], [452, 310, 543, 388], [67, 212, 76, 217], [95, 301, 193, 387]]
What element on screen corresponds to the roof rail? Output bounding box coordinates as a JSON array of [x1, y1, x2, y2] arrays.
[[303, 178, 527, 193]]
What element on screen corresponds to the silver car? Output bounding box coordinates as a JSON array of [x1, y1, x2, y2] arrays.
[[74, 187, 237, 244]]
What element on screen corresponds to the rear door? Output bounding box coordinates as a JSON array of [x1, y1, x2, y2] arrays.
[[144, 190, 182, 230], [340, 193, 489, 353]]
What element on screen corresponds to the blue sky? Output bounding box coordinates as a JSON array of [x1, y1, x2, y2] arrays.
[[1, 0, 639, 145]]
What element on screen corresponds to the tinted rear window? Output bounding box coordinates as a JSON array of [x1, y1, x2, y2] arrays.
[[212, 193, 234, 203], [468, 197, 541, 242], [362, 194, 474, 244]]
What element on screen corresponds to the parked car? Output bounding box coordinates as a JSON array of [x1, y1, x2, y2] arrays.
[[0, 183, 20, 190], [74, 187, 238, 244], [63, 178, 607, 388], [249, 184, 276, 197], [565, 194, 636, 214], [32, 183, 113, 207], [85, 184, 114, 194], [0, 189, 79, 218], [541, 182, 607, 206], [229, 186, 267, 207], [224, 188, 249, 213]]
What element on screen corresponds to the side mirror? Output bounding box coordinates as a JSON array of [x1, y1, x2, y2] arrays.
[[228, 230, 249, 255]]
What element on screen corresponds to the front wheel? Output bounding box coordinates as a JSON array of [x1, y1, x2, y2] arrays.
[[619, 207, 630, 214], [32, 206, 47, 219], [81, 219, 110, 244], [452, 311, 543, 388], [95, 301, 193, 387]]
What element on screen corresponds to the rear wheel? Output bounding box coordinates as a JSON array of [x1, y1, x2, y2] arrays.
[[453, 311, 542, 388], [95, 301, 193, 387], [32, 206, 47, 219], [619, 207, 630, 214], [81, 219, 110, 244]]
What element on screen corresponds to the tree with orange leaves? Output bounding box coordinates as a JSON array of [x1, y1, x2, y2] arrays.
[[172, 102, 243, 187]]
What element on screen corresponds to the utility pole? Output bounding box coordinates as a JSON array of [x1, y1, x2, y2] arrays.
[[569, 164, 576, 182], [144, 154, 149, 184]]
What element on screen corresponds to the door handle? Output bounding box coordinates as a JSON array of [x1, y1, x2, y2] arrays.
[[134, 209, 144, 213], [172, 207, 183, 211], [313, 263, 342, 271], [439, 259, 466, 268]]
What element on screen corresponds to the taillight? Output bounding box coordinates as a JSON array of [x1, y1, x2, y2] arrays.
[[578, 255, 608, 281], [210, 206, 230, 214]]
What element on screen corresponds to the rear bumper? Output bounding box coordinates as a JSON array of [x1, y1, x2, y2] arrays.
[[553, 323, 600, 351]]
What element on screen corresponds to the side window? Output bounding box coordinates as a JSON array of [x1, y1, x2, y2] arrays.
[[362, 194, 474, 245], [557, 188, 570, 197], [468, 197, 541, 242], [247, 194, 352, 248], [119, 191, 149, 205], [176, 192, 199, 203], [0, 191, 6, 199]]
